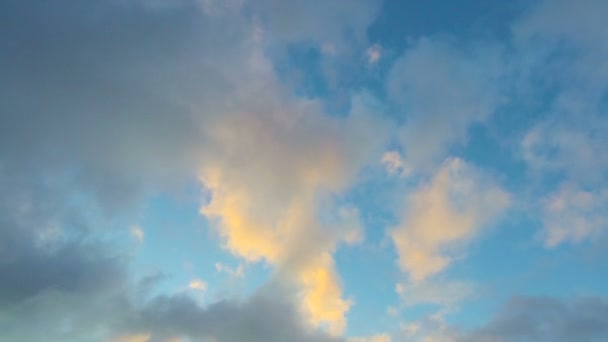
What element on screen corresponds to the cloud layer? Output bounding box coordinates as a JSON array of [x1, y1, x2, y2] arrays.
[[2, 0, 608, 341]]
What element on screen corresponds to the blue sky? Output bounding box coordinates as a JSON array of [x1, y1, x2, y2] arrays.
[[1, 0, 608, 341]]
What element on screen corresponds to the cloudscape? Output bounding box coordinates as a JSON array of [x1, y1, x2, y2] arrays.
[[1, 0, 608, 341]]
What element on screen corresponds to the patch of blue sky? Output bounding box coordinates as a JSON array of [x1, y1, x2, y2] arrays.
[[336, 240, 400, 337], [441, 212, 608, 330], [131, 187, 271, 302], [368, 0, 523, 51]]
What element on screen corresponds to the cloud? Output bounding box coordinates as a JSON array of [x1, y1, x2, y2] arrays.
[[215, 262, 245, 279], [387, 38, 506, 169], [399, 314, 458, 342], [131, 226, 145, 242], [124, 286, 345, 342], [399, 296, 608, 342], [462, 296, 608, 342], [366, 44, 382, 65], [0, 0, 390, 339], [514, 0, 608, 247], [1, 277, 347, 342], [199, 84, 388, 333], [514, 0, 608, 182], [188, 279, 208, 292], [199, 100, 388, 332], [0, 0, 255, 215], [390, 158, 510, 282], [521, 111, 608, 185], [395, 280, 473, 309], [251, 0, 381, 48], [540, 183, 608, 247], [381, 151, 411, 178]]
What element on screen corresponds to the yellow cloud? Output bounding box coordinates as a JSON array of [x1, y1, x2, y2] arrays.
[[298, 253, 352, 335], [189, 279, 208, 292], [198, 92, 387, 334], [201, 168, 353, 333]]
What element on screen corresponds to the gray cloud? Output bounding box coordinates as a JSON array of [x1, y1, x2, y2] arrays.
[[124, 287, 345, 342], [463, 296, 608, 342], [387, 37, 506, 169], [0, 0, 383, 340], [253, 0, 380, 47], [0, 0, 251, 214]]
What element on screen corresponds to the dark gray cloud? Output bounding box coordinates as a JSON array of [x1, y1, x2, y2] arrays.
[[0, 0, 258, 214], [1, 269, 346, 341], [462, 296, 608, 342], [122, 287, 344, 342]]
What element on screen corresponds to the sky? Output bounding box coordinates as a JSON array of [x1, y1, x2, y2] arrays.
[[1, 0, 608, 341]]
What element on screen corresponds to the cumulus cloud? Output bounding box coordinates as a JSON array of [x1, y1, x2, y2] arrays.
[[198, 80, 388, 333], [390, 158, 510, 282], [0, 0, 390, 339]]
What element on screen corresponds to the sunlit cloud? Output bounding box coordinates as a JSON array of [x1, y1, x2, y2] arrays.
[[189, 279, 208, 292], [2, 0, 608, 341], [391, 158, 510, 282]]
